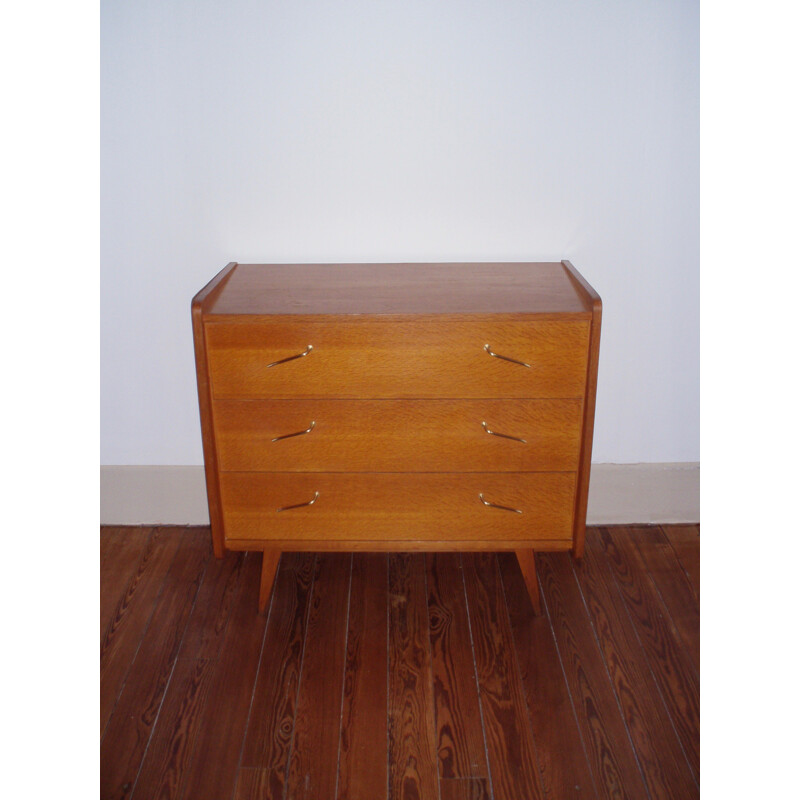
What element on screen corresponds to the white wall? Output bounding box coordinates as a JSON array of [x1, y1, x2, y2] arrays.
[[101, 0, 699, 468]]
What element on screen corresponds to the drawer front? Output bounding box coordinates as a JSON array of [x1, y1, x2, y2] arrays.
[[213, 398, 583, 472], [219, 472, 576, 544], [205, 319, 589, 399]]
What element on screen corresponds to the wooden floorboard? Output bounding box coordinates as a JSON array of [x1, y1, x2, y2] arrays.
[[285, 553, 352, 800], [100, 529, 208, 800], [498, 551, 598, 800], [387, 553, 440, 800], [337, 553, 389, 800], [426, 553, 489, 781], [236, 553, 316, 800], [537, 552, 649, 800], [622, 528, 700, 674], [600, 527, 701, 781], [131, 548, 248, 800], [100, 527, 151, 637], [439, 777, 491, 800], [236, 552, 316, 800], [100, 525, 700, 800], [578, 534, 698, 797], [100, 527, 183, 736], [660, 525, 700, 604], [462, 553, 544, 800], [154, 552, 267, 800]]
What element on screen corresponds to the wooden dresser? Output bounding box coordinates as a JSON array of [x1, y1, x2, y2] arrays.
[[192, 262, 601, 613]]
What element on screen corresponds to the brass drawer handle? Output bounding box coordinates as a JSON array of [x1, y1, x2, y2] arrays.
[[479, 492, 522, 514], [481, 420, 526, 444], [277, 491, 320, 512], [266, 344, 313, 368], [484, 343, 531, 368], [272, 420, 316, 442]]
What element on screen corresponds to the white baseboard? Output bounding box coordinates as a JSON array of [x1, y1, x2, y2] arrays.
[[585, 462, 699, 524], [100, 463, 699, 526]]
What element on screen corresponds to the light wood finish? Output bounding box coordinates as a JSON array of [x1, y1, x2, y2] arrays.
[[192, 262, 237, 557], [562, 259, 602, 557], [223, 537, 575, 553], [205, 318, 590, 400], [192, 262, 601, 611], [205, 262, 593, 317], [213, 398, 582, 473], [258, 550, 280, 613], [219, 472, 576, 544], [514, 549, 542, 615]]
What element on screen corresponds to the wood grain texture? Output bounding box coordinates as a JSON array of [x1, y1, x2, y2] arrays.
[[285, 554, 352, 800], [626, 528, 700, 673], [205, 317, 590, 400], [100, 530, 208, 800], [514, 549, 542, 615], [194, 261, 602, 581], [439, 778, 491, 800], [337, 554, 389, 800], [461, 553, 544, 800], [100, 527, 151, 638], [388, 553, 439, 800], [205, 262, 592, 317], [600, 528, 700, 778], [213, 397, 583, 473], [176, 547, 246, 660], [224, 537, 574, 553], [562, 260, 602, 559], [192, 262, 237, 558], [577, 535, 699, 796], [660, 525, 700, 604], [238, 553, 317, 800], [219, 472, 576, 545], [130, 548, 249, 799], [259, 550, 280, 613], [101, 526, 697, 800], [233, 768, 272, 800], [498, 552, 598, 800], [100, 528, 182, 735], [130, 656, 217, 800], [168, 552, 268, 800], [537, 552, 648, 800], [426, 553, 489, 780]]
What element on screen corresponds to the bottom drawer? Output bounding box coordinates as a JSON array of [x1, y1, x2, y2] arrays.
[[219, 472, 576, 546]]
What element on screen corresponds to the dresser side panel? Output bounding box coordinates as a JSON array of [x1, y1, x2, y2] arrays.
[[191, 263, 237, 557], [573, 297, 602, 556]]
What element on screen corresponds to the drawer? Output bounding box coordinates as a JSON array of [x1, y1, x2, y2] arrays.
[[219, 472, 576, 544], [213, 398, 583, 472], [205, 319, 589, 399]]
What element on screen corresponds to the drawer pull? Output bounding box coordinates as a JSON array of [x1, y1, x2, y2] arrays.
[[266, 344, 313, 368], [277, 491, 320, 512], [481, 420, 527, 444], [271, 420, 316, 442], [484, 343, 531, 368], [479, 493, 522, 514]]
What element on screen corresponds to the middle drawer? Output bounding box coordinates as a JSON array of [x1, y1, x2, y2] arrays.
[[213, 398, 583, 472]]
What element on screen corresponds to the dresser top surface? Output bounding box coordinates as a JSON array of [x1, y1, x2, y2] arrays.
[[202, 262, 594, 317]]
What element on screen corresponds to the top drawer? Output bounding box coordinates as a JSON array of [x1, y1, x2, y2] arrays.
[[206, 318, 590, 399]]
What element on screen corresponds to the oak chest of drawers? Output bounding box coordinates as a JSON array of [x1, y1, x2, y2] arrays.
[[192, 262, 601, 613]]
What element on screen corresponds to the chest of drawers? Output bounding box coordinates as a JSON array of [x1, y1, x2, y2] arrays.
[[192, 262, 601, 613]]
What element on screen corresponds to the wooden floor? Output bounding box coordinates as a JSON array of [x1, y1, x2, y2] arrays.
[[100, 525, 699, 800]]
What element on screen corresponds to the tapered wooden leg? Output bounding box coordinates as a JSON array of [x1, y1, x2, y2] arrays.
[[514, 549, 541, 615], [259, 550, 281, 613]]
